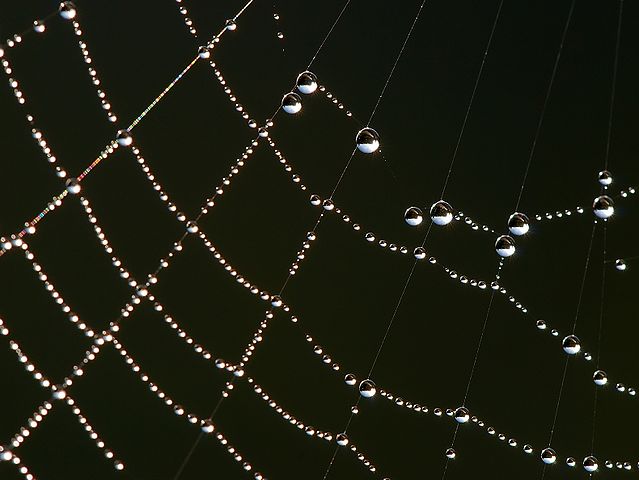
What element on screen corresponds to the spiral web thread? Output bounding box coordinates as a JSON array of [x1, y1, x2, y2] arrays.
[[0, 1, 637, 479]]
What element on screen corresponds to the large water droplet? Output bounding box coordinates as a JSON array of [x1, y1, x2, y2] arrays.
[[508, 212, 529, 236], [454, 407, 469, 423], [562, 335, 580, 355], [186, 221, 199, 233], [430, 201, 453, 226], [583, 456, 598, 472], [296, 71, 318, 94], [541, 448, 557, 464], [598, 170, 612, 186], [0, 449, 13, 462], [404, 207, 423, 226], [282, 92, 302, 114], [593, 370, 607, 386], [201, 420, 214, 433], [65, 178, 81, 195], [359, 379, 376, 398], [344, 374, 357, 386], [59, 2, 77, 20], [495, 235, 515, 257], [356, 128, 380, 153], [593, 195, 614, 219], [116, 130, 133, 147]]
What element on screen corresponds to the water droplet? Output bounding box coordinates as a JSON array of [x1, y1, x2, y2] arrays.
[[359, 379, 376, 398], [186, 221, 199, 233], [598, 170, 612, 186], [201, 420, 214, 433], [495, 235, 515, 257], [336, 433, 349, 446], [584, 456, 598, 472], [65, 178, 81, 194], [59, 1, 77, 20], [116, 130, 133, 147], [541, 447, 557, 464], [413, 247, 426, 260], [136, 285, 148, 297], [344, 374, 357, 386], [593, 370, 607, 386], [271, 295, 283, 308], [508, 212, 529, 236], [33, 20, 46, 33], [52, 386, 67, 400], [615, 259, 627, 271], [225, 19, 237, 31], [445, 448, 456, 459], [454, 407, 469, 423], [562, 335, 580, 355], [0, 449, 13, 461], [593, 195, 614, 219], [536, 320, 547, 330], [523, 444, 533, 454], [198, 46, 210, 59], [404, 207, 423, 226], [429, 200, 455, 226], [282, 92, 302, 114], [356, 128, 380, 153], [296, 71, 318, 94], [566, 457, 576, 467]]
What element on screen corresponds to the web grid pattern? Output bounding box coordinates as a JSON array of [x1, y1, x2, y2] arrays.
[[0, 1, 638, 479]]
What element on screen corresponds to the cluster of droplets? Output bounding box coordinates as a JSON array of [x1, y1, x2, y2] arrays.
[[207, 58, 257, 127], [1, 58, 67, 178], [24, 247, 97, 337], [272, 9, 285, 45], [318, 84, 355, 117], [175, 0, 198, 36], [5, 1, 639, 475], [403, 201, 454, 228], [310, 194, 429, 259], [0, 8, 288, 478], [402, 171, 637, 261], [68, 16, 118, 123], [1, 331, 125, 471]]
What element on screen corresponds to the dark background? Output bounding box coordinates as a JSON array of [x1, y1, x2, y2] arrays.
[[1, 0, 639, 479]]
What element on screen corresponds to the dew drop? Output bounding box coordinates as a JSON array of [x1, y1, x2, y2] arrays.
[[281, 92, 302, 114], [296, 71, 318, 94], [593, 195, 614, 219], [355, 128, 380, 154], [562, 335, 580, 355], [359, 379, 376, 398]]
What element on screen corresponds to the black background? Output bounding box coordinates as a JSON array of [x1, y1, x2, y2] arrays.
[[1, 0, 639, 479]]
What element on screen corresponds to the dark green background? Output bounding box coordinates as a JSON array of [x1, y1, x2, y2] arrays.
[[1, 0, 639, 479]]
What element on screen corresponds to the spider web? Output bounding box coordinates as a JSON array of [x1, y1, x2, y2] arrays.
[[0, 1, 638, 479]]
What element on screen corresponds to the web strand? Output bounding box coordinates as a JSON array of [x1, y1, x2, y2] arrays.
[[366, 0, 428, 126], [514, 0, 576, 212], [439, 0, 504, 200], [604, 0, 624, 170]]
